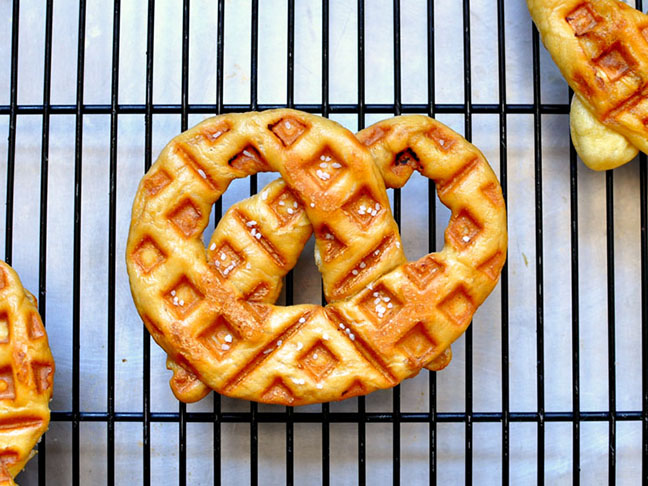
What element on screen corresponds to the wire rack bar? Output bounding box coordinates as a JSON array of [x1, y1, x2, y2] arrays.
[[4, 1, 648, 484]]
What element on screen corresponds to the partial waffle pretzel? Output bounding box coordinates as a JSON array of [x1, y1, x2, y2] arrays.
[[0, 262, 54, 486], [528, 0, 648, 170], [126, 110, 506, 405]]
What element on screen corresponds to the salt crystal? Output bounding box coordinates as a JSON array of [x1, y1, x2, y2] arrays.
[[214, 261, 220, 267], [349, 334, 355, 341], [171, 290, 176, 296], [287, 208, 294, 214], [246, 262, 251, 270], [339, 323, 345, 329], [246, 220, 257, 226], [296, 342, 303, 351], [462, 235, 471, 242], [243, 150, 254, 158], [255, 232, 261, 239], [220, 253, 226, 261], [299, 317, 306, 323], [396, 241, 401, 248], [279, 200, 285, 206], [320, 162, 328, 169], [323, 333, 330, 341], [277, 340, 282, 346], [374, 250, 380, 256], [332, 162, 342, 169], [352, 269, 358, 275], [221, 344, 230, 351], [197, 169, 207, 179], [313, 354, 318, 360], [310, 202, 315, 208], [179, 299, 184, 306], [210, 243, 216, 251], [293, 202, 298, 208], [224, 334, 233, 343], [263, 348, 272, 354], [359, 262, 366, 269], [387, 303, 393, 309]]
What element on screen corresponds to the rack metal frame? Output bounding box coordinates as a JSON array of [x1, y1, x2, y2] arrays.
[[3, 0, 647, 484]]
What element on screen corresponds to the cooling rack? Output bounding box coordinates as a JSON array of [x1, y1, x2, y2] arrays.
[[1, 0, 646, 484]]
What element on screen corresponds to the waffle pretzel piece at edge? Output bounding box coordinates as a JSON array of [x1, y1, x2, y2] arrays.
[[0, 262, 54, 486], [528, 0, 648, 170], [126, 110, 507, 406]]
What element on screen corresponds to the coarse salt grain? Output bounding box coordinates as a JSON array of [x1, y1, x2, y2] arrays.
[[359, 262, 366, 269], [210, 243, 216, 251], [298, 317, 306, 323], [296, 342, 303, 351], [313, 354, 318, 360], [179, 300, 184, 306], [339, 323, 345, 329], [396, 241, 401, 248], [323, 333, 330, 341], [224, 334, 233, 343], [277, 340, 283, 346], [214, 261, 220, 267], [320, 162, 328, 169], [352, 269, 358, 275], [462, 235, 471, 242], [211, 131, 222, 140], [171, 290, 176, 296], [246, 262, 251, 270], [279, 200, 285, 206], [287, 208, 294, 214], [387, 303, 393, 309], [349, 334, 355, 341], [310, 202, 315, 208], [243, 150, 253, 158], [221, 344, 230, 351], [263, 348, 272, 354], [255, 232, 261, 239], [374, 250, 380, 256], [246, 220, 257, 226], [220, 253, 226, 261], [251, 228, 257, 236], [197, 169, 207, 179], [332, 162, 342, 169], [293, 201, 298, 208]]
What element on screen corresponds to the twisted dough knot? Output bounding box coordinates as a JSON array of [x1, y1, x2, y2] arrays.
[[528, 0, 648, 170], [126, 110, 507, 406], [0, 262, 54, 486]]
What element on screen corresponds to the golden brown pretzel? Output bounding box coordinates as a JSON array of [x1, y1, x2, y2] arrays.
[[0, 262, 54, 486], [528, 0, 648, 170], [126, 110, 506, 405]]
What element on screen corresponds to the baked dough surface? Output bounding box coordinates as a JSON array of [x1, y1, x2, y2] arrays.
[[126, 110, 507, 405], [0, 262, 54, 486]]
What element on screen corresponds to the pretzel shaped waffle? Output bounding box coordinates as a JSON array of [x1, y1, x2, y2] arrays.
[[126, 110, 507, 405], [528, 0, 648, 170], [0, 262, 54, 486]]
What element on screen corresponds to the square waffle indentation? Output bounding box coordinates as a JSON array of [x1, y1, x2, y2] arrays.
[[427, 126, 456, 151], [404, 254, 444, 290], [438, 286, 475, 328], [446, 209, 482, 249], [261, 379, 296, 405], [28, 313, 45, 340], [0, 313, 8, 344], [269, 189, 302, 226], [342, 188, 383, 228], [317, 225, 346, 262], [0, 368, 14, 400], [270, 117, 307, 146], [198, 316, 239, 358], [133, 237, 166, 274], [398, 322, 437, 363], [305, 150, 346, 190], [595, 44, 636, 82], [168, 198, 202, 238], [299, 340, 338, 381], [228, 145, 267, 173], [211, 241, 244, 279], [165, 277, 204, 318], [359, 283, 403, 328], [565, 4, 599, 36], [144, 169, 172, 197], [32, 363, 53, 393]]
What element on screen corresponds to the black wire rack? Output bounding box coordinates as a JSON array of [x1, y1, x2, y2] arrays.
[[2, 0, 647, 484]]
